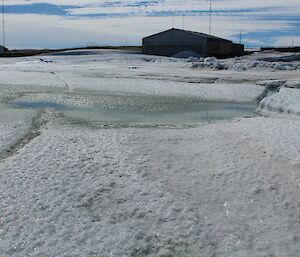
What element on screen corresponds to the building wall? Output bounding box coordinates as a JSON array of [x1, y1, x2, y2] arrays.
[[143, 45, 207, 57], [261, 47, 300, 53], [143, 29, 207, 57], [206, 39, 232, 57], [232, 43, 244, 57]]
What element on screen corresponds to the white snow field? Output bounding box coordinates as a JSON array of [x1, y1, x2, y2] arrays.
[[0, 50, 300, 257], [0, 106, 37, 155]]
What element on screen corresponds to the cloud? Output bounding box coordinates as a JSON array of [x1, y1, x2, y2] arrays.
[[273, 36, 300, 47], [3, 3, 74, 16], [1, 0, 300, 48]]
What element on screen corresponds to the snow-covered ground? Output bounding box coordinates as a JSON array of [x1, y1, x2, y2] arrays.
[[0, 50, 300, 257], [191, 51, 300, 71], [0, 106, 37, 156]]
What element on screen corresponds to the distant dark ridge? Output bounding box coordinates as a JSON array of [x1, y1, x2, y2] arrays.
[[0, 46, 142, 58], [261, 47, 300, 53]]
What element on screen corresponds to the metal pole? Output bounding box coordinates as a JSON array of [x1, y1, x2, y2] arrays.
[[172, 14, 174, 28], [239, 31, 242, 44], [1, 0, 5, 48], [209, 0, 212, 35]]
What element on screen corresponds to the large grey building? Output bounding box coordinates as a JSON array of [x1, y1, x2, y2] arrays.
[[142, 28, 244, 58]]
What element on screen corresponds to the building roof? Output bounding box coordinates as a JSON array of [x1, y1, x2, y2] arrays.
[[0, 46, 8, 54], [143, 28, 232, 43]]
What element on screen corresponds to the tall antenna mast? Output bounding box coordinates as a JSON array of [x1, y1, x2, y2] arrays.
[[1, 0, 5, 48], [172, 14, 175, 28], [239, 31, 242, 44], [209, 0, 212, 35]]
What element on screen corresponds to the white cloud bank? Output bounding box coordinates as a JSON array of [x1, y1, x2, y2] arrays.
[[2, 0, 300, 48]]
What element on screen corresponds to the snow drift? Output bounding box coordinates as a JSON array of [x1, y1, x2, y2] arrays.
[[259, 87, 300, 115], [191, 57, 300, 71]]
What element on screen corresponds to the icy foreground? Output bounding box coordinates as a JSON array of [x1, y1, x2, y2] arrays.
[[1, 117, 300, 257], [0, 50, 300, 257]]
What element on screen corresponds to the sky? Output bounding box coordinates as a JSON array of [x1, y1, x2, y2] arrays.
[[1, 0, 300, 49]]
